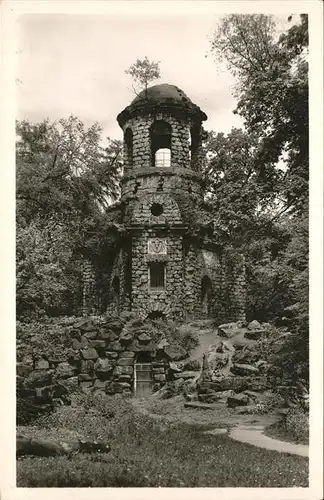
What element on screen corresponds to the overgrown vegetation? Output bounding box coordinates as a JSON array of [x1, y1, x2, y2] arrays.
[[17, 394, 308, 487], [265, 407, 309, 445]]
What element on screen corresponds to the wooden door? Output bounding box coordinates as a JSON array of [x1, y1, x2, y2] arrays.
[[134, 362, 153, 397]]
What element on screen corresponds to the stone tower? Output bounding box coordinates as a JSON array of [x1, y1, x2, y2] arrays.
[[105, 83, 246, 322]]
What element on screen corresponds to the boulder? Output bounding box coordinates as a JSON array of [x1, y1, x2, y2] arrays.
[[164, 345, 187, 361], [51, 383, 69, 399], [218, 322, 243, 339], [17, 436, 62, 457], [116, 357, 133, 366], [244, 320, 265, 340], [58, 376, 79, 393], [35, 385, 53, 403], [107, 319, 124, 334], [24, 370, 53, 388], [243, 390, 262, 401], [244, 329, 264, 340], [169, 362, 183, 373], [93, 379, 106, 390], [83, 331, 98, 340], [199, 340, 234, 382], [198, 389, 234, 403], [78, 373, 94, 381], [119, 351, 135, 359], [98, 329, 118, 341], [106, 341, 124, 352], [88, 340, 107, 349], [34, 357, 50, 370], [183, 359, 201, 371], [247, 320, 261, 330], [80, 360, 95, 374], [56, 362, 77, 379], [80, 380, 93, 391], [198, 376, 250, 394], [105, 351, 118, 359], [232, 345, 260, 365], [113, 365, 133, 376], [227, 393, 250, 407], [16, 363, 33, 377], [138, 333, 152, 344], [105, 381, 124, 394], [94, 358, 115, 376], [230, 363, 259, 376], [74, 318, 93, 331], [157, 338, 170, 350], [72, 337, 88, 350], [119, 332, 133, 343], [247, 376, 269, 392], [174, 371, 198, 380], [81, 348, 99, 360]]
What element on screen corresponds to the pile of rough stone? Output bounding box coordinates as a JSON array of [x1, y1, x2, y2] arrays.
[[182, 320, 280, 414], [16, 312, 190, 423]]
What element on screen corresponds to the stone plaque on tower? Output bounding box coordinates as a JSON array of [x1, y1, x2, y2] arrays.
[[147, 239, 167, 255]]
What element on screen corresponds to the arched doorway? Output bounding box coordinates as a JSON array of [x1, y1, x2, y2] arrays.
[[134, 352, 153, 397], [201, 275, 213, 317]]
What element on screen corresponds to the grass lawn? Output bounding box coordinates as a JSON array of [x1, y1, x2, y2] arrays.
[[17, 393, 308, 488]]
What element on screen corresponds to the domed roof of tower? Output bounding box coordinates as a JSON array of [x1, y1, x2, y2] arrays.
[[131, 83, 193, 106], [117, 83, 207, 127]]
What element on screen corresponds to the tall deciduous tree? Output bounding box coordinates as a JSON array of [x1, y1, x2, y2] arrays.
[[210, 14, 308, 215], [202, 127, 284, 247], [16, 116, 122, 318]]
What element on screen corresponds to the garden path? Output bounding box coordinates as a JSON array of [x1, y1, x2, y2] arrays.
[[206, 421, 309, 457], [132, 396, 309, 458]]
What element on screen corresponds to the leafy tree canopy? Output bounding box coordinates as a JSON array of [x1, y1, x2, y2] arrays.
[[210, 14, 308, 215]]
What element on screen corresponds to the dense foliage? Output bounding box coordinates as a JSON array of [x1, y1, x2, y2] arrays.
[[16, 116, 122, 318]]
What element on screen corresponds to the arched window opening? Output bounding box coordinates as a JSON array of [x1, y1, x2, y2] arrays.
[[155, 148, 171, 168], [201, 275, 213, 316], [124, 128, 133, 167], [150, 120, 172, 167]]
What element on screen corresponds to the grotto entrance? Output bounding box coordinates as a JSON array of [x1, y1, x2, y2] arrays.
[[134, 352, 153, 397]]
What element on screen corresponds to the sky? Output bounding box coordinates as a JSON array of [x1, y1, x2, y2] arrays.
[[16, 12, 292, 142], [16, 13, 247, 141]]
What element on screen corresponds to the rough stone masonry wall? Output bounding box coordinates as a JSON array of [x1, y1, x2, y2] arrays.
[[182, 239, 201, 319], [82, 260, 98, 316], [223, 252, 246, 322], [121, 168, 204, 201], [131, 230, 184, 319], [17, 316, 171, 420]]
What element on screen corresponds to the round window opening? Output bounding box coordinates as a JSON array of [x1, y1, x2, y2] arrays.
[[150, 203, 164, 216]]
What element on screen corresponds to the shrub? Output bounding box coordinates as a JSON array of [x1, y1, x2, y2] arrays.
[[266, 406, 309, 445], [284, 407, 309, 443]]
